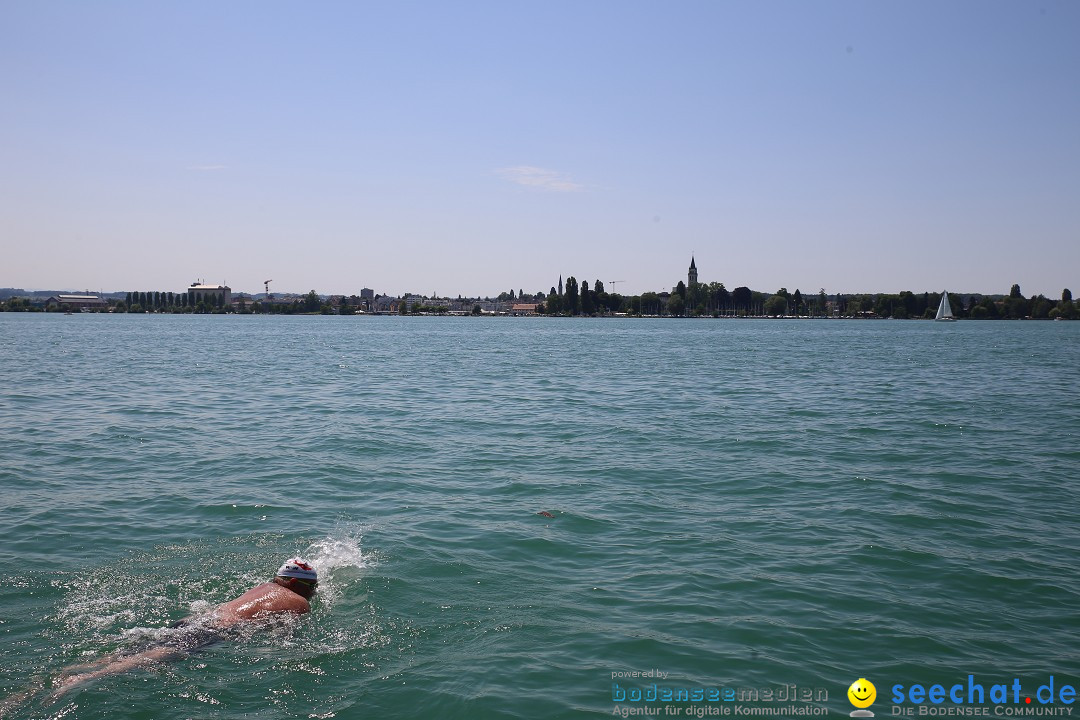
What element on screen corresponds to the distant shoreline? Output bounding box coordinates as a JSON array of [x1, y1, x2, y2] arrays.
[[0, 309, 1071, 321], [3, 284, 1075, 320]]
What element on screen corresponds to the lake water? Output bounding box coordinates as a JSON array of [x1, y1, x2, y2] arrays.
[[1, 314, 1078, 719]]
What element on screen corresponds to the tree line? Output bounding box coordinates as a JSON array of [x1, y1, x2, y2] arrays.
[[533, 279, 1078, 320], [836, 285, 1076, 320], [116, 289, 349, 315], [119, 290, 224, 313], [537, 278, 831, 317]]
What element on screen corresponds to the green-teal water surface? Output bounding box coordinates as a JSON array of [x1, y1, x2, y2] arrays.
[[1, 314, 1078, 718]]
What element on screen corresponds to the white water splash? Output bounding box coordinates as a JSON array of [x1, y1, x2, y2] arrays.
[[300, 531, 373, 610], [304, 533, 371, 576]]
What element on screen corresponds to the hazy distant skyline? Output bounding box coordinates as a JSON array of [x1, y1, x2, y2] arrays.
[[3, 1, 1078, 297]]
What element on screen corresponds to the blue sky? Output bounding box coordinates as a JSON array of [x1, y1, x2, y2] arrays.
[[2, 1, 1078, 297]]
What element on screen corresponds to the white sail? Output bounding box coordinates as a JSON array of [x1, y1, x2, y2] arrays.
[[935, 291, 955, 321]]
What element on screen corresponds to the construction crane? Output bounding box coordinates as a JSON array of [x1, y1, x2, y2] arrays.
[[263, 279, 273, 301], [608, 280, 626, 291]]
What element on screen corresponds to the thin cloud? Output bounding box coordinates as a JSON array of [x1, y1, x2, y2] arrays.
[[497, 165, 583, 192], [187, 164, 228, 171]]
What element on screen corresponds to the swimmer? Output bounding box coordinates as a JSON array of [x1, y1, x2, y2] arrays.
[[47, 557, 318, 698]]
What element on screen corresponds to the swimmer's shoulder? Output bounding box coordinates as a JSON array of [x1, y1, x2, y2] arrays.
[[217, 582, 309, 621], [269, 583, 311, 614]]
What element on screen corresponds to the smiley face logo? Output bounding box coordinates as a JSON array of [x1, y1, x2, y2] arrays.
[[848, 678, 876, 709]]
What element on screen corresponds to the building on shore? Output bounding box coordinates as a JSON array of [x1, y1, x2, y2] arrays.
[[688, 256, 698, 286], [186, 283, 231, 306], [47, 294, 109, 311]]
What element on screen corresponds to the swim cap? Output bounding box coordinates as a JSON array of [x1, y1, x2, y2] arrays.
[[276, 557, 317, 581]]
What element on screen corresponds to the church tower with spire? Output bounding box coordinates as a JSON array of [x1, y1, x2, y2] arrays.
[[688, 256, 698, 286]]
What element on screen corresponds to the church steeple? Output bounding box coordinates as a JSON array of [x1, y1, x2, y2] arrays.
[[558, 275, 563, 296], [688, 256, 698, 286]]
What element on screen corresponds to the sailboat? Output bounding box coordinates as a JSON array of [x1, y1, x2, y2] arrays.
[[935, 291, 956, 322]]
